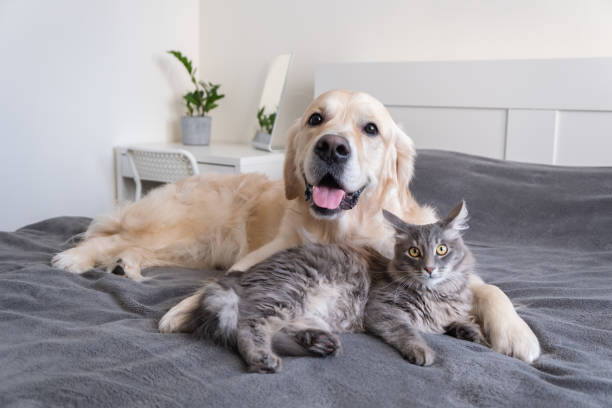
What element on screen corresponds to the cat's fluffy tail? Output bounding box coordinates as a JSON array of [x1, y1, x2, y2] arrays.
[[158, 279, 240, 346]]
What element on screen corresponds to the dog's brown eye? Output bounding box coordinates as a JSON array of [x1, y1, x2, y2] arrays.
[[364, 122, 378, 136], [308, 113, 324, 126]]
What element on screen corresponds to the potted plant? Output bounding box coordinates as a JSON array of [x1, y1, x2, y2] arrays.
[[252, 106, 277, 151], [168, 50, 225, 145]]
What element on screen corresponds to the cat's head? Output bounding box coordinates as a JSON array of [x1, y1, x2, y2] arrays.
[[382, 201, 470, 288]]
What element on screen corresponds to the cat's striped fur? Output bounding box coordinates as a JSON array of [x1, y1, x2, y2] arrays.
[[161, 244, 381, 373], [160, 201, 487, 372]]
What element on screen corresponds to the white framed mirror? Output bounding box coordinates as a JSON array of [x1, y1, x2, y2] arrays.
[[252, 53, 293, 151]]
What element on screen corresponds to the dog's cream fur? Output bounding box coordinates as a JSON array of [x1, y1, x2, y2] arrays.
[[53, 90, 540, 362]]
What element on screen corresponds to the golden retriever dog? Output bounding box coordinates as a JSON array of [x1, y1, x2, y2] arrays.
[[52, 90, 540, 363]]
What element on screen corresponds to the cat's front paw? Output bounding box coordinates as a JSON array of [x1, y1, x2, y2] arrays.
[[247, 352, 282, 374], [400, 343, 435, 366], [445, 321, 489, 346], [295, 329, 342, 357]]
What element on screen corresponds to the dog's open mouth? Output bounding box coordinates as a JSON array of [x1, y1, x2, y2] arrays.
[[304, 174, 366, 215]]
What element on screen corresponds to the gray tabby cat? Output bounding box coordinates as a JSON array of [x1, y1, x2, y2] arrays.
[[161, 201, 486, 373], [163, 243, 379, 373], [365, 200, 487, 366]]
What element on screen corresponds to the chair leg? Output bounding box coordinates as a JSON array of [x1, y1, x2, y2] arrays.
[[126, 151, 142, 200]]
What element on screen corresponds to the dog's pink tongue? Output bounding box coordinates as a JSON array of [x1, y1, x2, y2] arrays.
[[312, 185, 346, 209]]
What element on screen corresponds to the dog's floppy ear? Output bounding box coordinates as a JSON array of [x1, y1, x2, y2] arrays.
[[283, 120, 301, 200], [394, 124, 416, 193]]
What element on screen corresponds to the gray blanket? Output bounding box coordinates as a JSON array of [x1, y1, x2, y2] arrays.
[[1, 150, 611, 407]]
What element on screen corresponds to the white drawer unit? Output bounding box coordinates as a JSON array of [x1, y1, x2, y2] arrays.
[[115, 143, 284, 202]]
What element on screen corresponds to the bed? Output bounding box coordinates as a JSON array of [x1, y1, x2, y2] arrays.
[[1, 149, 611, 407], [315, 57, 612, 167]]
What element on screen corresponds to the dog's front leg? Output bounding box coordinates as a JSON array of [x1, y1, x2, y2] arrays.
[[229, 236, 296, 272], [469, 274, 540, 363]]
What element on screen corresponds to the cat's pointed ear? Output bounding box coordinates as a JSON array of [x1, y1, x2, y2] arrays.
[[382, 209, 410, 233], [441, 200, 469, 232]]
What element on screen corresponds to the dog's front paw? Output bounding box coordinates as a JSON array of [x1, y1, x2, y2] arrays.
[[472, 281, 541, 363], [400, 343, 435, 366], [486, 313, 540, 363], [247, 352, 282, 374]]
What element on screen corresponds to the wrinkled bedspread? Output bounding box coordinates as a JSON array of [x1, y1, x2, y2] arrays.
[[1, 150, 611, 407]]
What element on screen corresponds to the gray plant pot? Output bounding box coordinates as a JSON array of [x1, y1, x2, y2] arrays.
[[252, 130, 273, 151], [181, 116, 211, 145]]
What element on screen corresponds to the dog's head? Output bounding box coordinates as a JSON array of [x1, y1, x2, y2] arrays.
[[284, 89, 416, 219]]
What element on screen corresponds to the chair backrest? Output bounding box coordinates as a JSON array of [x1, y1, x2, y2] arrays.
[[126, 147, 199, 200]]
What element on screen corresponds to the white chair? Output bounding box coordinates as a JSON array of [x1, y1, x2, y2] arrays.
[[126, 147, 199, 200]]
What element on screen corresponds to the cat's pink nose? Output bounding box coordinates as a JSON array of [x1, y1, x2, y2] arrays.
[[424, 266, 435, 274]]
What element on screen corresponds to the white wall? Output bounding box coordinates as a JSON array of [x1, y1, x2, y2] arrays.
[[199, 0, 612, 147], [2, 0, 612, 230], [0, 0, 200, 231]]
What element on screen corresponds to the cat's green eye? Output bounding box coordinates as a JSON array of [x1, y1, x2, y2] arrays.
[[408, 247, 421, 258], [436, 244, 448, 256]]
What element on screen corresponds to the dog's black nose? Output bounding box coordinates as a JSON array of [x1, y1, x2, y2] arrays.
[[314, 134, 351, 163]]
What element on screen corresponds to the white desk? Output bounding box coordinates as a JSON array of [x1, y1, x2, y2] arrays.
[[115, 143, 285, 202]]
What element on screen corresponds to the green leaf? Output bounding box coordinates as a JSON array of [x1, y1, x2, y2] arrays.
[[167, 50, 193, 74], [256, 106, 276, 133], [183, 92, 199, 106], [201, 83, 224, 114], [169, 53, 225, 115]]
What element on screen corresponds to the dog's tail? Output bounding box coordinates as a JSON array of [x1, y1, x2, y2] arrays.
[[159, 278, 240, 347]]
